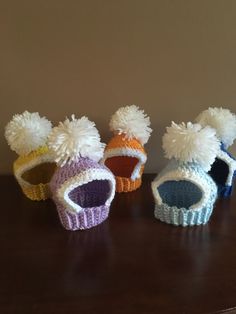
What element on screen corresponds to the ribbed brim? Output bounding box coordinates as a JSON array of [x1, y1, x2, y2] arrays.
[[57, 205, 110, 231], [21, 183, 51, 201], [115, 176, 142, 192], [154, 203, 214, 227]]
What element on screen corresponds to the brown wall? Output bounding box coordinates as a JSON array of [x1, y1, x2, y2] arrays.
[[1, 0, 236, 174]]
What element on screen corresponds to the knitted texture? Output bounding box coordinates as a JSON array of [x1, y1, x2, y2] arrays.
[[152, 160, 218, 226], [50, 157, 115, 231], [209, 143, 236, 197], [195, 107, 236, 197], [13, 146, 56, 201], [103, 134, 147, 192]]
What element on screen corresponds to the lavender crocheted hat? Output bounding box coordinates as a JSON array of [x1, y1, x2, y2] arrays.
[[48, 115, 116, 231], [196, 107, 236, 197], [152, 122, 220, 226]]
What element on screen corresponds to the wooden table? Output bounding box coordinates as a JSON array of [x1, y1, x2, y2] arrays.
[[1, 174, 236, 314]]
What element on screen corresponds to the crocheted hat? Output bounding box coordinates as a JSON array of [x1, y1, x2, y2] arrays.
[[152, 122, 220, 226], [196, 107, 236, 197], [48, 115, 116, 231], [5, 111, 56, 201], [102, 105, 152, 192]]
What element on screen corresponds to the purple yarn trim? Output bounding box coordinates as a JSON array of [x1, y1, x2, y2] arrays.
[[57, 205, 110, 231]]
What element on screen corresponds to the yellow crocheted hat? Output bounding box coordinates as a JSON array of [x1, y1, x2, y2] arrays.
[[102, 105, 152, 192], [5, 111, 56, 201]]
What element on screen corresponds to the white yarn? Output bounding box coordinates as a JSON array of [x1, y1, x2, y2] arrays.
[[5, 111, 52, 156], [196, 107, 236, 148], [109, 105, 152, 144], [48, 115, 105, 167], [162, 122, 220, 171]]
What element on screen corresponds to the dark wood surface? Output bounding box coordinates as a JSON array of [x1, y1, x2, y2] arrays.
[[1, 174, 236, 314]]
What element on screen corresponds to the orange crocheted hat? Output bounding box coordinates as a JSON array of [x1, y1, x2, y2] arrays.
[[102, 105, 152, 192]]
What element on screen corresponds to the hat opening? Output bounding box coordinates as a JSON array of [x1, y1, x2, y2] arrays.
[[22, 162, 57, 185], [209, 158, 229, 186], [105, 156, 139, 178], [157, 180, 203, 209], [68, 179, 111, 208]]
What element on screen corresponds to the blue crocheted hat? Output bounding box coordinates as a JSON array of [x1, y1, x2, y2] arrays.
[[196, 107, 236, 197], [152, 122, 220, 227]]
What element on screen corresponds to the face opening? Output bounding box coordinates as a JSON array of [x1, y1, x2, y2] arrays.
[[209, 158, 229, 186], [157, 180, 203, 209], [68, 179, 111, 208], [22, 162, 57, 185], [105, 156, 139, 178]]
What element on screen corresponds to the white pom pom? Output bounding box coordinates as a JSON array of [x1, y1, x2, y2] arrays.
[[48, 115, 105, 167], [196, 107, 236, 148], [109, 105, 152, 144], [5, 111, 52, 156], [162, 122, 220, 171]]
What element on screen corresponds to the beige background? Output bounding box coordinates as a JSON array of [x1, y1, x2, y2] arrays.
[[1, 0, 236, 174]]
